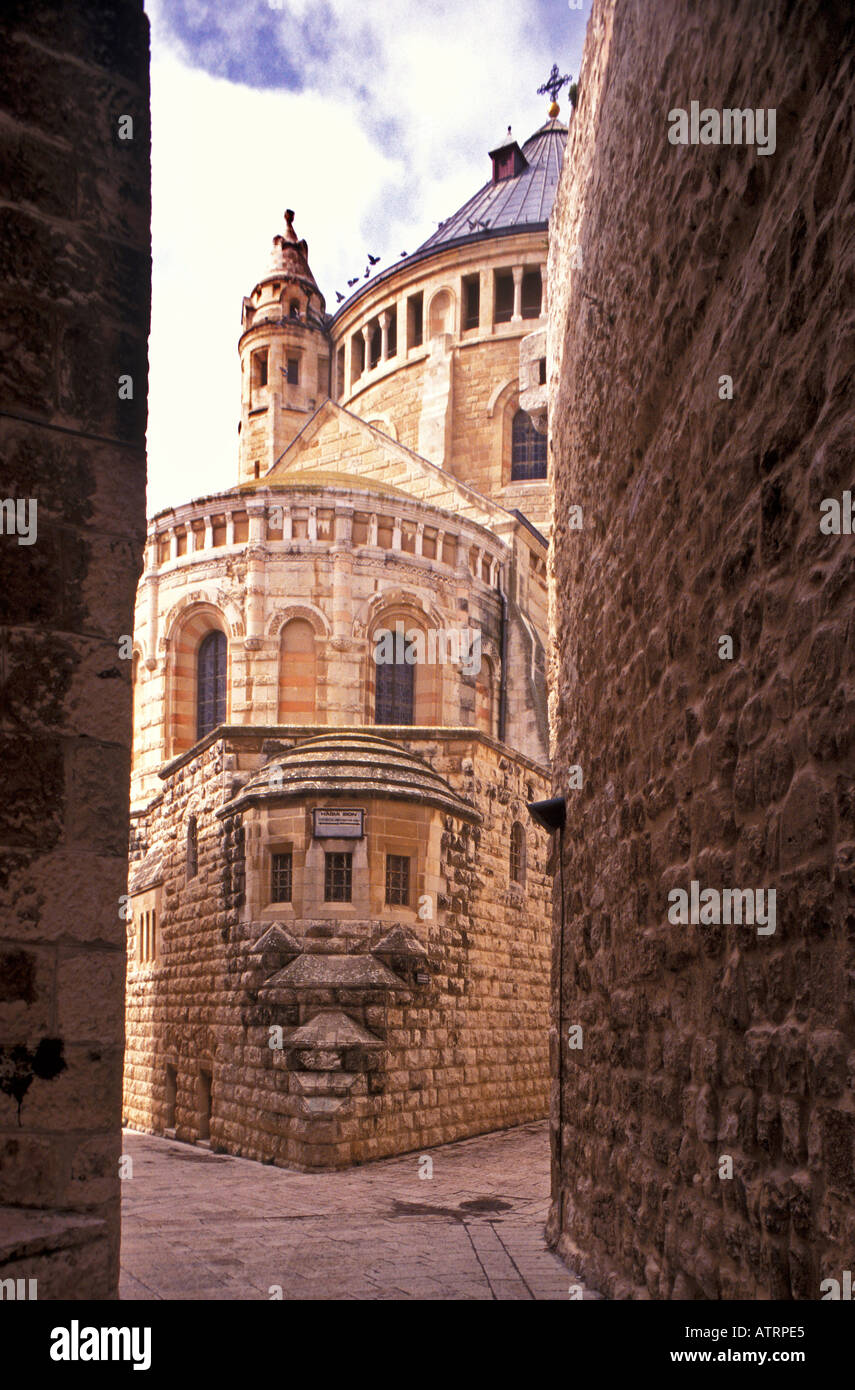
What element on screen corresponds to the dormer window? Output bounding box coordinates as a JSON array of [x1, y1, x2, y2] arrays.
[[489, 129, 528, 183]]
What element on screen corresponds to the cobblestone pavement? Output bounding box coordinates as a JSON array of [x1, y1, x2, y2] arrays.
[[120, 1119, 591, 1300]]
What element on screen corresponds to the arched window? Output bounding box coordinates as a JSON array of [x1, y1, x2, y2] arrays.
[[375, 654, 414, 725], [196, 631, 227, 740], [511, 409, 547, 481], [186, 815, 198, 882], [429, 289, 452, 338], [369, 322, 381, 369], [510, 821, 527, 885]]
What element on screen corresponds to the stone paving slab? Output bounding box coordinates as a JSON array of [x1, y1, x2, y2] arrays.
[[120, 1118, 594, 1301]]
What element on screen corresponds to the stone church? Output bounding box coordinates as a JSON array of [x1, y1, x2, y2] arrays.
[[124, 100, 568, 1169]]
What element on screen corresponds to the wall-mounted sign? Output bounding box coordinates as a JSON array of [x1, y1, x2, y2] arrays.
[[312, 808, 365, 839]]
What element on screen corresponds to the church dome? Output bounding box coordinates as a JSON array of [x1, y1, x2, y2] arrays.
[[225, 731, 479, 821], [416, 117, 567, 256]]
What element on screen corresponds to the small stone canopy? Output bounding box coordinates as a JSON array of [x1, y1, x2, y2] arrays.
[[260, 953, 409, 994], [248, 923, 302, 959], [221, 731, 481, 823], [372, 925, 429, 962], [129, 846, 164, 896], [285, 1009, 384, 1049]]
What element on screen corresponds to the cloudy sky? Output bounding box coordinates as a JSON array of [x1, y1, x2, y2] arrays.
[[143, 0, 593, 517]]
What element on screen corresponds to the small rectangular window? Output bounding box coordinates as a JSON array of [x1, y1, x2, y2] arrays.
[[385, 854, 410, 907], [271, 852, 293, 903], [324, 852, 352, 902], [138, 908, 157, 963], [538, 357, 547, 385], [164, 1063, 177, 1129], [407, 292, 423, 349], [463, 274, 480, 330], [494, 270, 514, 324], [253, 349, 268, 388], [186, 816, 198, 881], [369, 323, 381, 369], [351, 332, 365, 382], [510, 824, 526, 885], [521, 268, 542, 319], [286, 358, 299, 385]]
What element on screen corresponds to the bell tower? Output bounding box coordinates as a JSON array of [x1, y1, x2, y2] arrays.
[[237, 209, 330, 484]]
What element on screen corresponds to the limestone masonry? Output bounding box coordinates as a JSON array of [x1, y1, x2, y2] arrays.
[[124, 108, 565, 1166], [548, 0, 855, 1299]]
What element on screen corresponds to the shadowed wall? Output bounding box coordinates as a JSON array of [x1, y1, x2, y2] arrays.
[[0, 0, 150, 1299], [548, 0, 855, 1298]]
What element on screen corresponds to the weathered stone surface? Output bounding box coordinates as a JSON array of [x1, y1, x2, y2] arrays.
[[0, 0, 150, 1301], [287, 1011, 382, 1048], [547, 0, 855, 1299], [124, 729, 551, 1169], [263, 954, 409, 992]]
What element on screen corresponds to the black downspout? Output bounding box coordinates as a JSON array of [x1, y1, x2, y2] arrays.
[[557, 820, 566, 1234], [497, 578, 508, 743]]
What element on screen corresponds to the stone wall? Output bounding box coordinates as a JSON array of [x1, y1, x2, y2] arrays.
[[548, 0, 855, 1298], [124, 728, 551, 1167], [0, 1, 150, 1298]]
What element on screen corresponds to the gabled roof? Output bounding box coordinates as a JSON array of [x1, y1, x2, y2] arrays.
[[417, 117, 567, 254], [264, 399, 512, 532]]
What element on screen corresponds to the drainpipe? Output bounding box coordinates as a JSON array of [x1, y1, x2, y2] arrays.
[[497, 573, 508, 743]]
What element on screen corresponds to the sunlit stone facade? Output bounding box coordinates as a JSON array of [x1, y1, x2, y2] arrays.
[[125, 108, 568, 1168]]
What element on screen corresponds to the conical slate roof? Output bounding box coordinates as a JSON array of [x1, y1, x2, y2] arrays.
[[417, 117, 567, 254], [267, 208, 320, 293], [223, 731, 480, 822]]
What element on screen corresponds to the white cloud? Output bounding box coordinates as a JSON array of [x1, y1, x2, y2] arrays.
[[144, 0, 589, 516]]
